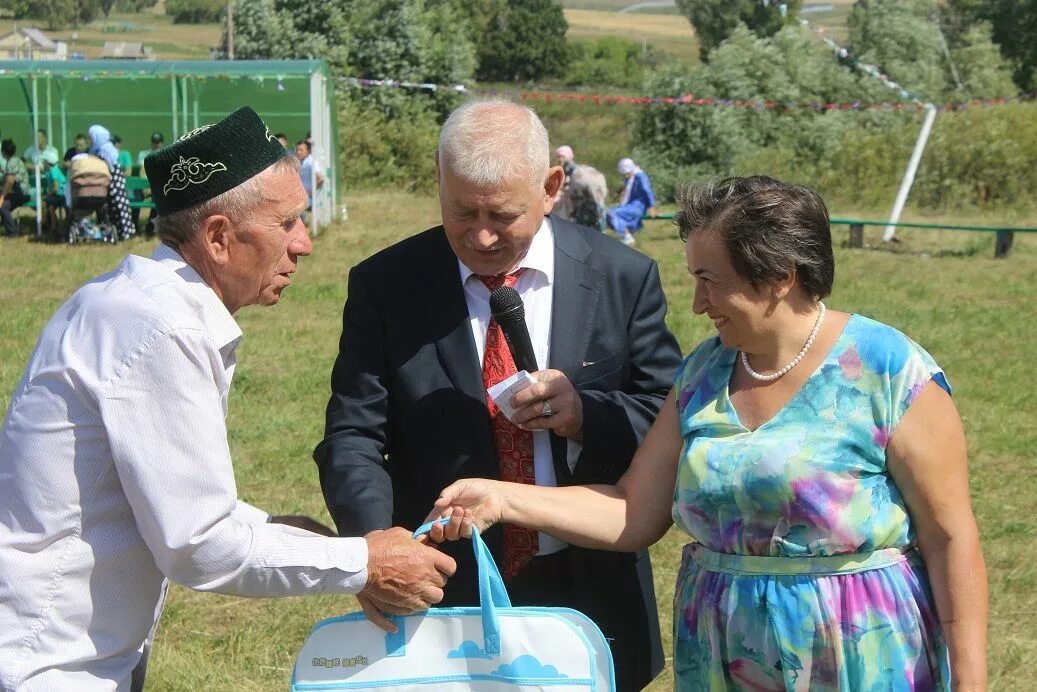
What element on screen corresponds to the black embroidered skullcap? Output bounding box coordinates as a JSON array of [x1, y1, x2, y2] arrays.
[[144, 106, 288, 216]]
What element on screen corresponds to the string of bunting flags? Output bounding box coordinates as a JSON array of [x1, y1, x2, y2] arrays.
[[339, 75, 1034, 112]]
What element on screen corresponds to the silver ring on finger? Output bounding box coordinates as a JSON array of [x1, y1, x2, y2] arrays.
[[540, 400, 554, 418]]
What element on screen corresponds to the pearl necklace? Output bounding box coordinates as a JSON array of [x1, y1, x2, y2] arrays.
[[741, 302, 826, 382]]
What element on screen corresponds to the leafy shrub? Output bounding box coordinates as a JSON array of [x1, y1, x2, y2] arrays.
[[565, 37, 665, 89], [166, 0, 223, 24], [337, 94, 446, 194]]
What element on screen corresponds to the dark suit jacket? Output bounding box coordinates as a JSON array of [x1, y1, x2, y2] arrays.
[[314, 216, 682, 690]]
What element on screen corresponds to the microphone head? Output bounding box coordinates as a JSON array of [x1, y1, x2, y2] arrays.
[[489, 285, 524, 324]]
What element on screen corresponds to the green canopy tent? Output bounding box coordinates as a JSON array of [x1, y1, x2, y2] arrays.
[[0, 59, 339, 237]]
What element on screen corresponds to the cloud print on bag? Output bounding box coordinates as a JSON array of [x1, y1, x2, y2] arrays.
[[447, 641, 493, 660], [490, 655, 568, 679]]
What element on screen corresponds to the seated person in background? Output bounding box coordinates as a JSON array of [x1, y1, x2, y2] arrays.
[[275, 132, 289, 149], [40, 150, 67, 238], [136, 131, 164, 169], [553, 144, 608, 232], [111, 134, 133, 176], [22, 128, 59, 176], [606, 157, 657, 247], [62, 133, 90, 172], [295, 139, 324, 211], [1, 138, 30, 238]]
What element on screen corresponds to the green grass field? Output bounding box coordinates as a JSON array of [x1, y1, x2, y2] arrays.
[[1, 194, 1034, 689]]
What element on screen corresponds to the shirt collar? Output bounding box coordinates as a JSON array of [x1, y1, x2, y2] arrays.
[[151, 243, 243, 351], [457, 216, 555, 285]]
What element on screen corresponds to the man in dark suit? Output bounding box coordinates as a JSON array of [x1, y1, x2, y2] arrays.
[[314, 100, 682, 691]]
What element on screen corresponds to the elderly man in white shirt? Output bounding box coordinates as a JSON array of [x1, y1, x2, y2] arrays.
[[0, 106, 456, 692]]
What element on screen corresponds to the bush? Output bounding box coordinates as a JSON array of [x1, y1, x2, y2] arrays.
[[565, 37, 667, 89], [475, 0, 571, 82], [166, 0, 223, 24], [337, 94, 447, 194]]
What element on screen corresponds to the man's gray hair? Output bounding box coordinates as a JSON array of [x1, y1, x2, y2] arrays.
[[438, 99, 550, 189], [155, 154, 299, 246]]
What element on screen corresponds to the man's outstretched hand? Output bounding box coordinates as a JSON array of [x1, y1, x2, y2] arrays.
[[359, 528, 457, 632]]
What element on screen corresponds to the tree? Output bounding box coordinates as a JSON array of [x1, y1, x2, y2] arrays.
[[946, 0, 1037, 91], [847, 0, 951, 101], [634, 23, 901, 198], [675, 0, 803, 60], [948, 21, 1017, 98], [0, 0, 99, 29], [221, 0, 297, 61], [848, 0, 1018, 101], [166, 0, 223, 24], [475, 0, 571, 82]]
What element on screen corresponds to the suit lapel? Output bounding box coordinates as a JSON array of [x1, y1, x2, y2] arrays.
[[429, 230, 485, 403], [549, 217, 601, 379]]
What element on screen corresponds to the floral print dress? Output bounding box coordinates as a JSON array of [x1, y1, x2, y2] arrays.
[[671, 314, 951, 691]]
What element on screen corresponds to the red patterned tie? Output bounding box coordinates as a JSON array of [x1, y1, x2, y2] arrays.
[[479, 271, 538, 579]]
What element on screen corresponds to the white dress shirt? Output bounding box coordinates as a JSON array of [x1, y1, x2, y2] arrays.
[[0, 244, 368, 691], [458, 217, 567, 556]]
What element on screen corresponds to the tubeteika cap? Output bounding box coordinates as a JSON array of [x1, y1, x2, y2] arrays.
[[144, 106, 287, 216]]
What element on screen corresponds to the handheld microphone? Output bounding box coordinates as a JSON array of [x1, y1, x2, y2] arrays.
[[489, 286, 538, 374]]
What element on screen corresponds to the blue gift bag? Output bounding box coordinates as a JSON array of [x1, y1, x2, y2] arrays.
[[291, 520, 615, 691]]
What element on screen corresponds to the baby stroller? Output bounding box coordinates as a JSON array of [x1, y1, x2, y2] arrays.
[[66, 154, 118, 244]]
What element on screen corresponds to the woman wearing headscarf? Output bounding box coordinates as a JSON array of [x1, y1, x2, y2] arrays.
[[606, 157, 657, 246], [88, 125, 135, 241], [553, 145, 608, 231], [432, 176, 988, 690]]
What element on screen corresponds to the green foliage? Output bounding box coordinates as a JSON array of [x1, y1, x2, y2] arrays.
[[475, 0, 571, 82], [115, 0, 159, 10], [0, 0, 98, 29], [633, 21, 1035, 212], [565, 37, 666, 89], [224, 0, 296, 61], [947, 0, 1037, 91], [223, 0, 473, 196], [337, 98, 441, 193], [847, 0, 1017, 101], [847, 0, 948, 101], [911, 104, 1037, 211], [635, 24, 896, 200], [674, 0, 803, 61], [166, 0, 223, 24], [948, 22, 1018, 99]]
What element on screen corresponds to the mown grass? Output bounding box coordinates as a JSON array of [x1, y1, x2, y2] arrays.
[[0, 192, 1034, 690]]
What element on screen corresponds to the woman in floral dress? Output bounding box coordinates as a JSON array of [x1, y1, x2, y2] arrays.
[[431, 176, 987, 690]]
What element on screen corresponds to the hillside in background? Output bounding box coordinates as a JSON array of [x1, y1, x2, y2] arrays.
[[0, 2, 853, 68]]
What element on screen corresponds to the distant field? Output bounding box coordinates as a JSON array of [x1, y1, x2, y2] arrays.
[[0, 11, 220, 60], [565, 8, 700, 67]]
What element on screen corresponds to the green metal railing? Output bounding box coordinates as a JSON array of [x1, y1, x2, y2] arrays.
[[643, 213, 1035, 257]]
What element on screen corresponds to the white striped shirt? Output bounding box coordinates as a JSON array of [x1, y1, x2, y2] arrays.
[[0, 244, 367, 691]]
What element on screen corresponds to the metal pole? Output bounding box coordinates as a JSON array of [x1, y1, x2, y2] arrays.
[[192, 78, 199, 129], [46, 75, 53, 155], [883, 103, 937, 242], [309, 70, 321, 236], [31, 76, 42, 238], [59, 82, 67, 159], [181, 78, 188, 136], [170, 75, 178, 140], [226, 1, 235, 60]]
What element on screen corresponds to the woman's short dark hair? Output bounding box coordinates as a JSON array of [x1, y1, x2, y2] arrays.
[[674, 176, 834, 299], [1, 139, 15, 158]]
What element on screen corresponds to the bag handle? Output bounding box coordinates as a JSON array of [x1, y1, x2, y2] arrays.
[[411, 518, 511, 655]]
